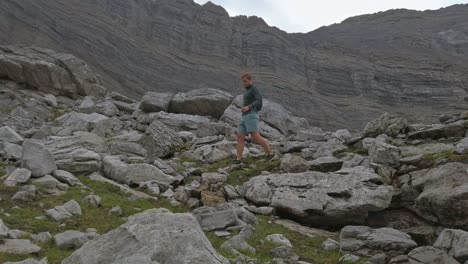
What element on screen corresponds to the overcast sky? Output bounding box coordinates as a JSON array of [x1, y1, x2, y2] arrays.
[[194, 0, 468, 33]]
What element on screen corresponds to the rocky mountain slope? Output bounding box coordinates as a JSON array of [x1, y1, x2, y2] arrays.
[[1, 45, 468, 264], [1, 0, 467, 130]]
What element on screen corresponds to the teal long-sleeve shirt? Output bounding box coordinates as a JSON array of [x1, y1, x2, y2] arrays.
[[243, 85, 263, 114]]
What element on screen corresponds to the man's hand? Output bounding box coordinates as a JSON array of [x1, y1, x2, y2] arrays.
[[241, 106, 250, 113]]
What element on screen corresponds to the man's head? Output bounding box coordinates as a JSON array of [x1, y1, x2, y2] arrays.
[[241, 73, 253, 88]]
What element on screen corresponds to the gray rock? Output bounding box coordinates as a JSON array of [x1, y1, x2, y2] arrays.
[[433, 229, 468, 263], [31, 231, 52, 244], [109, 206, 123, 217], [32, 175, 68, 194], [95, 100, 119, 117], [368, 141, 401, 167], [270, 245, 296, 259], [202, 172, 228, 185], [243, 166, 393, 226], [45, 199, 82, 221], [82, 195, 102, 208], [0, 219, 9, 239], [102, 155, 176, 187], [53, 112, 109, 136], [0, 126, 24, 144], [54, 230, 91, 249], [4, 258, 48, 264], [109, 141, 147, 157], [0, 239, 41, 254], [340, 254, 361, 263], [62, 208, 229, 264], [408, 246, 459, 264], [140, 92, 173, 113], [321, 238, 340, 251], [169, 88, 233, 119], [52, 170, 82, 186], [244, 206, 275, 216], [308, 156, 343, 172], [266, 234, 292, 248], [44, 93, 58, 107], [12, 185, 36, 202], [280, 153, 308, 173], [363, 113, 407, 137], [79, 96, 96, 113], [408, 124, 466, 140], [221, 225, 256, 255], [138, 120, 184, 158], [339, 226, 417, 258], [369, 253, 388, 264], [0, 141, 23, 160], [192, 203, 257, 232], [409, 163, 468, 226], [454, 137, 468, 154], [4, 168, 31, 187], [21, 139, 57, 177]]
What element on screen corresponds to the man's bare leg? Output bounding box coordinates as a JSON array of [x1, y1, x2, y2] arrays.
[[236, 133, 246, 160], [251, 132, 272, 154]]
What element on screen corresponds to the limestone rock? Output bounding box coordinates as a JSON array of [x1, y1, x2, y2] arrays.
[[243, 166, 393, 226], [45, 199, 82, 221], [61, 208, 229, 264], [52, 170, 82, 186], [454, 137, 468, 154], [0, 126, 24, 144], [192, 203, 257, 232], [54, 230, 92, 249], [433, 229, 468, 263], [21, 139, 57, 177], [0, 141, 23, 160], [169, 88, 233, 119], [339, 226, 417, 258], [139, 120, 184, 158], [140, 92, 173, 113], [363, 113, 407, 137], [280, 153, 308, 173], [408, 124, 466, 140], [308, 156, 343, 172], [369, 141, 401, 167], [4, 168, 31, 187], [408, 246, 459, 264], [266, 234, 292, 248], [0, 239, 41, 255]]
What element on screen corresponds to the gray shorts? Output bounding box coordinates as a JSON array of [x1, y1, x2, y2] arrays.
[[238, 112, 259, 134]]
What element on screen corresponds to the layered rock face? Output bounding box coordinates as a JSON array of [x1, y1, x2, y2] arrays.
[[1, 0, 467, 129]]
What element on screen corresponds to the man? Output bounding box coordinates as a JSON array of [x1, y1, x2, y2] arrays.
[[233, 73, 275, 164]]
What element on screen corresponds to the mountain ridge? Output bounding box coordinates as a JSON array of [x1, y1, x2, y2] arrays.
[[0, 0, 467, 130]]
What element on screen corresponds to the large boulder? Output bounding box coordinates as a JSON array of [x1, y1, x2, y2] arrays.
[[137, 111, 212, 132], [280, 153, 308, 173], [0, 141, 23, 160], [405, 163, 468, 227], [61, 209, 229, 264], [4, 168, 31, 187], [408, 124, 466, 140], [53, 112, 110, 136], [138, 120, 184, 158], [339, 226, 417, 258], [0, 239, 41, 255], [102, 156, 177, 187], [433, 229, 468, 263], [169, 88, 233, 119], [363, 113, 407, 137], [46, 132, 108, 174], [140, 92, 174, 113], [0, 45, 106, 98], [21, 139, 57, 177], [368, 141, 401, 167], [243, 166, 393, 226]]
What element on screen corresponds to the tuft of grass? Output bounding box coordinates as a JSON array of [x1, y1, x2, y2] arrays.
[[47, 105, 72, 122], [225, 157, 281, 186], [422, 150, 468, 164], [0, 175, 187, 264], [206, 216, 359, 263]]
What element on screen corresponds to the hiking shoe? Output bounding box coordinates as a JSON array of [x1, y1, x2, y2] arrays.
[[232, 159, 243, 165], [264, 153, 276, 161]]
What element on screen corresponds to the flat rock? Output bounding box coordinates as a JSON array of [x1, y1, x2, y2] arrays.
[[340, 226, 417, 258], [138, 120, 184, 158], [308, 156, 343, 172], [45, 199, 82, 221], [243, 166, 393, 226], [192, 203, 257, 232], [408, 246, 459, 264], [408, 124, 466, 140], [140, 92, 174, 113], [433, 229, 468, 263], [280, 153, 308, 173], [4, 168, 31, 187], [61, 208, 229, 264], [54, 230, 92, 249], [0, 239, 40, 254], [0, 126, 24, 144]]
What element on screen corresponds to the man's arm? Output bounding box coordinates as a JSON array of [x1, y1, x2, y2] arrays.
[[248, 87, 262, 111]]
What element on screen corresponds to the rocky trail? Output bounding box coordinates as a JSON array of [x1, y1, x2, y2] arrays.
[[0, 45, 467, 264]]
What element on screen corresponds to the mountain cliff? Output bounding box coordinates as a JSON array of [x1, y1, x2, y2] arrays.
[[0, 0, 467, 130]]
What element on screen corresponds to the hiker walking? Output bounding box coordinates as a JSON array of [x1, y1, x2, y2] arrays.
[[233, 73, 275, 164]]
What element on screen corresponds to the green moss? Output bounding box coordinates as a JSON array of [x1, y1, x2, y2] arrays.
[[206, 216, 352, 263], [0, 175, 188, 264], [422, 150, 468, 164]]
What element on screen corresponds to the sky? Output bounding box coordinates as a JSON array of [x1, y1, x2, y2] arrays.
[[194, 0, 468, 33]]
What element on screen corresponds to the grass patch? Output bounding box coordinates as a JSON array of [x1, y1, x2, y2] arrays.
[[422, 150, 468, 164], [0, 175, 187, 264], [206, 216, 362, 263], [225, 157, 281, 186], [47, 105, 72, 122]]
